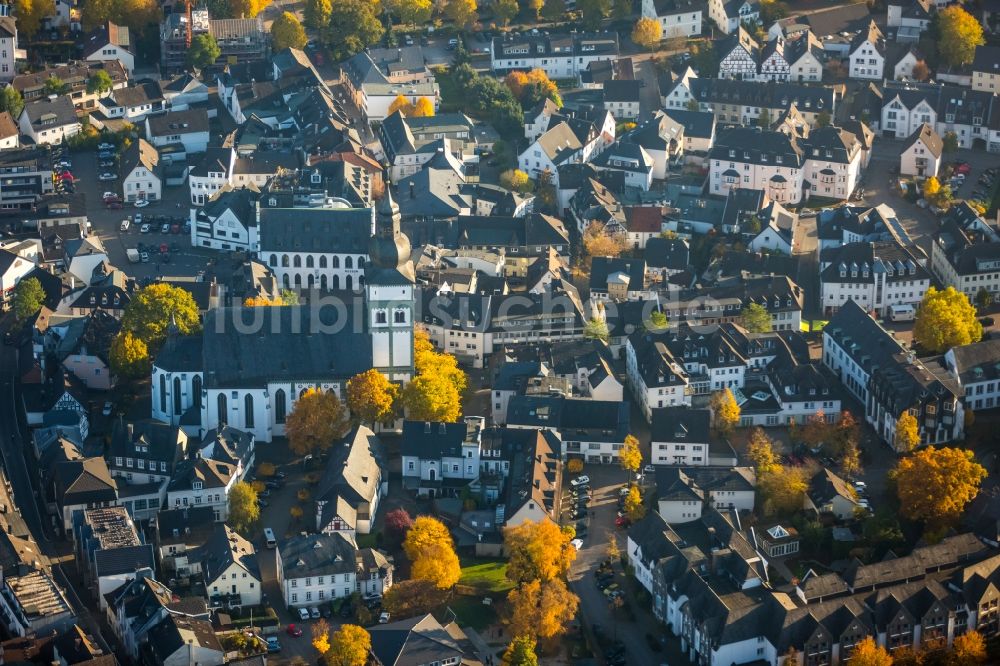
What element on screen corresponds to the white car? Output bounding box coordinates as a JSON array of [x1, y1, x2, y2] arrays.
[[134, 199, 149, 208], [98, 172, 117, 181], [98, 142, 115, 150], [379, 612, 391, 624], [570, 538, 583, 551], [102, 401, 113, 416], [309, 607, 321, 619], [297, 607, 310, 621], [569, 475, 590, 488], [102, 191, 117, 201]]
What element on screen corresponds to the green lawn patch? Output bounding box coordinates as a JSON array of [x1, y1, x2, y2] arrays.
[[801, 320, 828, 332], [432, 68, 464, 114], [355, 533, 379, 549], [459, 557, 514, 594], [447, 594, 498, 631]]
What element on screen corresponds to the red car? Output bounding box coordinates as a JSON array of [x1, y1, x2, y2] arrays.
[[286, 624, 303, 637], [953, 162, 971, 175], [171, 224, 180, 234], [159, 243, 169, 254], [615, 515, 630, 529], [60, 171, 74, 182]]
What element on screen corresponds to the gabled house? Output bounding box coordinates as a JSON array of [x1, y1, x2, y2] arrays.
[[717, 27, 760, 81], [152, 506, 217, 576], [848, 21, 886, 81], [972, 45, 1000, 93], [145, 109, 210, 156], [709, 0, 759, 34], [277, 532, 393, 608], [97, 82, 164, 122], [315, 426, 386, 537], [120, 138, 160, 203], [401, 417, 484, 499], [900, 122, 943, 178], [18, 97, 81, 146], [368, 614, 479, 666], [806, 468, 860, 519], [104, 574, 209, 661], [887, 0, 932, 42], [165, 456, 238, 521], [51, 456, 118, 531], [146, 615, 223, 666], [81, 21, 134, 74], [640, 0, 705, 40], [649, 407, 716, 466], [193, 524, 261, 609]]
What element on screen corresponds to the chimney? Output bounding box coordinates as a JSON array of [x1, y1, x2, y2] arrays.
[[409, 181, 415, 199], [424, 422, 431, 433], [127, 423, 133, 440], [439, 422, 447, 434]]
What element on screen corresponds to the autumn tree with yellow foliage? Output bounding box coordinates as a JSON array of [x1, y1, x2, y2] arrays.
[[710, 388, 740, 434], [311, 619, 331, 655], [758, 465, 808, 516], [631, 17, 662, 51], [746, 428, 778, 473], [624, 485, 646, 521], [938, 5, 985, 67], [893, 411, 920, 453], [506, 578, 579, 640], [110, 332, 150, 379], [285, 388, 351, 457], [402, 329, 466, 422], [849, 637, 892, 666], [412, 97, 435, 117], [504, 519, 576, 584], [619, 434, 642, 478], [13, 0, 48, 38], [403, 516, 461, 589], [325, 624, 370, 666], [444, 0, 476, 29], [504, 69, 563, 108], [952, 629, 987, 665], [913, 286, 983, 353], [581, 222, 627, 264], [346, 369, 398, 425], [243, 295, 286, 306], [893, 446, 986, 534]]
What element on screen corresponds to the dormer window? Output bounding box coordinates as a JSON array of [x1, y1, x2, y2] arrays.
[[193, 481, 203, 490]]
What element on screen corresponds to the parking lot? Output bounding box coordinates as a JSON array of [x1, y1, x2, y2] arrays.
[[69, 148, 216, 282]]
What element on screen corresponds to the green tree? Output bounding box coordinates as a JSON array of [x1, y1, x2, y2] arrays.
[[303, 0, 331, 30], [0, 86, 24, 120], [938, 5, 984, 67], [541, 0, 565, 21], [43, 77, 68, 96], [610, 0, 631, 20], [86, 70, 115, 96], [499, 169, 533, 193], [583, 318, 610, 342], [13, 277, 44, 321], [913, 286, 983, 353], [976, 288, 993, 310], [645, 309, 668, 331], [14, 0, 47, 38], [494, 0, 518, 25], [578, 0, 611, 30], [444, 0, 477, 30], [685, 98, 700, 111], [740, 302, 772, 332], [757, 107, 772, 128], [943, 130, 960, 153], [228, 481, 260, 535], [188, 33, 221, 69], [816, 110, 831, 127], [271, 11, 307, 51], [109, 331, 150, 379], [386, 0, 433, 25], [502, 636, 539, 666], [327, 0, 384, 60], [121, 283, 200, 349]]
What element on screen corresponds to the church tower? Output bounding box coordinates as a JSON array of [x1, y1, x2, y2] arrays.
[[365, 190, 415, 382]]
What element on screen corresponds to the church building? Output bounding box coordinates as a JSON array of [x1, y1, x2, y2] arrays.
[[151, 193, 416, 442]]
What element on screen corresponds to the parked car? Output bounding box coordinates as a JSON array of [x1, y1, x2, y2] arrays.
[[98, 142, 115, 151], [953, 162, 971, 175], [98, 172, 117, 181], [309, 607, 321, 619], [266, 637, 281, 653], [160, 223, 170, 233], [97, 151, 114, 159], [570, 475, 590, 488], [120, 219, 130, 232], [379, 612, 391, 624], [134, 199, 149, 208], [140, 251, 149, 263], [296, 608, 309, 621], [140, 223, 151, 233], [102, 401, 113, 416], [99, 160, 116, 168], [287, 622, 303, 636], [570, 538, 583, 550]]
